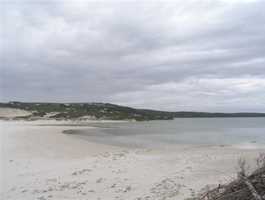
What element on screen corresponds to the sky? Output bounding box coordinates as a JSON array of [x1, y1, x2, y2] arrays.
[[0, 0, 265, 112]]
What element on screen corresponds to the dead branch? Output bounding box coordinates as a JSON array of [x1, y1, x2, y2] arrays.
[[239, 174, 263, 200]]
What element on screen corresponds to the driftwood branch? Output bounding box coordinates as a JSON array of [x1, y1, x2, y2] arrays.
[[198, 165, 265, 200], [240, 174, 263, 200]]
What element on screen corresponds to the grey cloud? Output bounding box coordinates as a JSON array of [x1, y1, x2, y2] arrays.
[[1, 0, 265, 111]]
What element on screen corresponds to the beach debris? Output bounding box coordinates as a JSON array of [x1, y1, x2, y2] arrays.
[[196, 164, 265, 200]]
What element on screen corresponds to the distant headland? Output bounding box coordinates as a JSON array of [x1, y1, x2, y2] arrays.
[[1, 101, 265, 121]]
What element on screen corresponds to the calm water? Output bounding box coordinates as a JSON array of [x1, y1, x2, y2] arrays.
[[70, 118, 265, 148]]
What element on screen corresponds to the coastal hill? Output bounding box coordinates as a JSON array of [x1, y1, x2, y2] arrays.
[[1, 101, 265, 121]]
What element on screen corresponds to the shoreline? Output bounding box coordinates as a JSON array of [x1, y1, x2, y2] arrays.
[[1, 120, 265, 200]]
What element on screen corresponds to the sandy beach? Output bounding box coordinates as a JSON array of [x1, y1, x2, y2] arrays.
[[1, 120, 264, 200]]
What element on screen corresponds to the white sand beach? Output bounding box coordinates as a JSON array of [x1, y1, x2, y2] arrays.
[[2, 0, 265, 199], [1, 120, 264, 200]]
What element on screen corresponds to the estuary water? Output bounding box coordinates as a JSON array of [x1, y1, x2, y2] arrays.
[[67, 118, 265, 148]]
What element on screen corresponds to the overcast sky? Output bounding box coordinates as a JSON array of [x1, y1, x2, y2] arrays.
[[1, 0, 265, 112]]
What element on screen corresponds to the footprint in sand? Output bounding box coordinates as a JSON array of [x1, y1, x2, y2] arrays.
[[72, 169, 92, 176], [96, 178, 105, 183]]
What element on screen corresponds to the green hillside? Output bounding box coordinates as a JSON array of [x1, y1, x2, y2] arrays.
[[1, 102, 265, 121]]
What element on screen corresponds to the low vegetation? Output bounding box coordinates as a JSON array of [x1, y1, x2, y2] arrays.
[[0, 101, 174, 121], [1, 101, 265, 121]]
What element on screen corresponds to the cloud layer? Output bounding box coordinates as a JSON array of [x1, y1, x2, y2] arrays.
[[1, 0, 265, 112]]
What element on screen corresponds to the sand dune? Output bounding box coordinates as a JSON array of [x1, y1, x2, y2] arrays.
[[0, 108, 31, 119]]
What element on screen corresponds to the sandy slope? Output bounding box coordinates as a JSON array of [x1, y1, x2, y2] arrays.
[[0, 108, 32, 119], [1, 120, 264, 200]]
